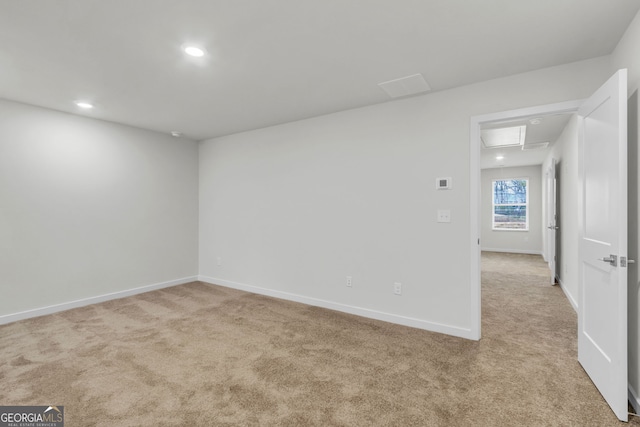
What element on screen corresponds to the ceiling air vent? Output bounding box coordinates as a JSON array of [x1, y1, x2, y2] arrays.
[[378, 73, 431, 98], [522, 142, 550, 151]]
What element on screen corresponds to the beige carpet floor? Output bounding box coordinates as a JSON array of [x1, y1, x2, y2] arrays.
[[0, 252, 637, 426]]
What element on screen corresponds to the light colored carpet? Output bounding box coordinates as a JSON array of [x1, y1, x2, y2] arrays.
[[0, 252, 636, 426]]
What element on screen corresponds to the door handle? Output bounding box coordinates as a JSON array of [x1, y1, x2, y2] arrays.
[[598, 255, 617, 266], [621, 257, 635, 267], [547, 225, 559, 230]]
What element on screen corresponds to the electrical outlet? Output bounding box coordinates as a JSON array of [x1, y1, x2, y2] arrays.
[[393, 282, 402, 295], [346, 276, 353, 287], [216, 257, 222, 266], [437, 209, 451, 223]]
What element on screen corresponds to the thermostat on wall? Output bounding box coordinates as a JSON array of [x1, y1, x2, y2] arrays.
[[436, 177, 452, 190]]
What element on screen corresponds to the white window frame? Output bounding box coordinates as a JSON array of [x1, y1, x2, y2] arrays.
[[492, 178, 529, 231]]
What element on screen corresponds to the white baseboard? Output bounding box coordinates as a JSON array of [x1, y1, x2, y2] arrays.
[[630, 384, 640, 415], [481, 248, 543, 256], [557, 278, 578, 312], [0, 276, 198, 325], [198, 275, 475, 340]]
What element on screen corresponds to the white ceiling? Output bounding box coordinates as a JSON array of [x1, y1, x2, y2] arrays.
[[480, 113, 573, 169], [1, 1, 639, 141]]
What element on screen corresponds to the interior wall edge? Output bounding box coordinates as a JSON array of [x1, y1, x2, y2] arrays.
[[0, 276, 198, 325], [557, 277, 578, 313], [198, 275, 476, 341], [629, 384, 640, 415]]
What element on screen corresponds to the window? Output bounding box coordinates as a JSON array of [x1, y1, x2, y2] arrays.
[[492, 178, 528, 230]]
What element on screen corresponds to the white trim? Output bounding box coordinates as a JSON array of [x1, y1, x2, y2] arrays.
[[470, 115, 481, 340], [481, 248, 543, 255], [471, 100, 584, 128], [198, 275, 475, 340], [630, 384, 640, 415], [0, 276, 198, 325], [557, 277, 578, 312], [470, 99, 583, 342]]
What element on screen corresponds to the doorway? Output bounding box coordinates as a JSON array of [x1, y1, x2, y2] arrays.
[[548, 158, 561, 284], [469, 100, 582, 340], [471, 71, 632, 422]]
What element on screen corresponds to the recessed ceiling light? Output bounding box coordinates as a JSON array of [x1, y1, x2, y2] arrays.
[[171, 131, 183, 138], [183, 45, 205, 57], [496, 155, 505, 160], [529, 118, 542, 125], [75, 101, 94, 109]]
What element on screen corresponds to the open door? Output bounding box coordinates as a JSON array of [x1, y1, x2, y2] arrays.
[[578, 69, 628, 421], [546, 159, 558, 284]]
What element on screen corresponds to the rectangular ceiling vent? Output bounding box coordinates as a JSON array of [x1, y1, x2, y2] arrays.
[[481, 125, 526, 149], [522, 141, 550, 151], [378, 73, 431, 98]]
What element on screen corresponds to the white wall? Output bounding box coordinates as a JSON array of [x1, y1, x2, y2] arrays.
[[542, 115, 580, 309], [199, 56, 611, 339], [0, 99, 199, 320], [481, 166, 542, 254], [611, 8, 640, 411]]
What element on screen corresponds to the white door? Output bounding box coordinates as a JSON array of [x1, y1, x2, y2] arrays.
[[578, 69, 628, 421], [546, 159, 557, 284]]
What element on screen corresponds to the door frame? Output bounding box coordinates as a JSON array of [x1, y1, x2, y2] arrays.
[[469, 99, 583, 339], [546, 158, 558, 284]]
